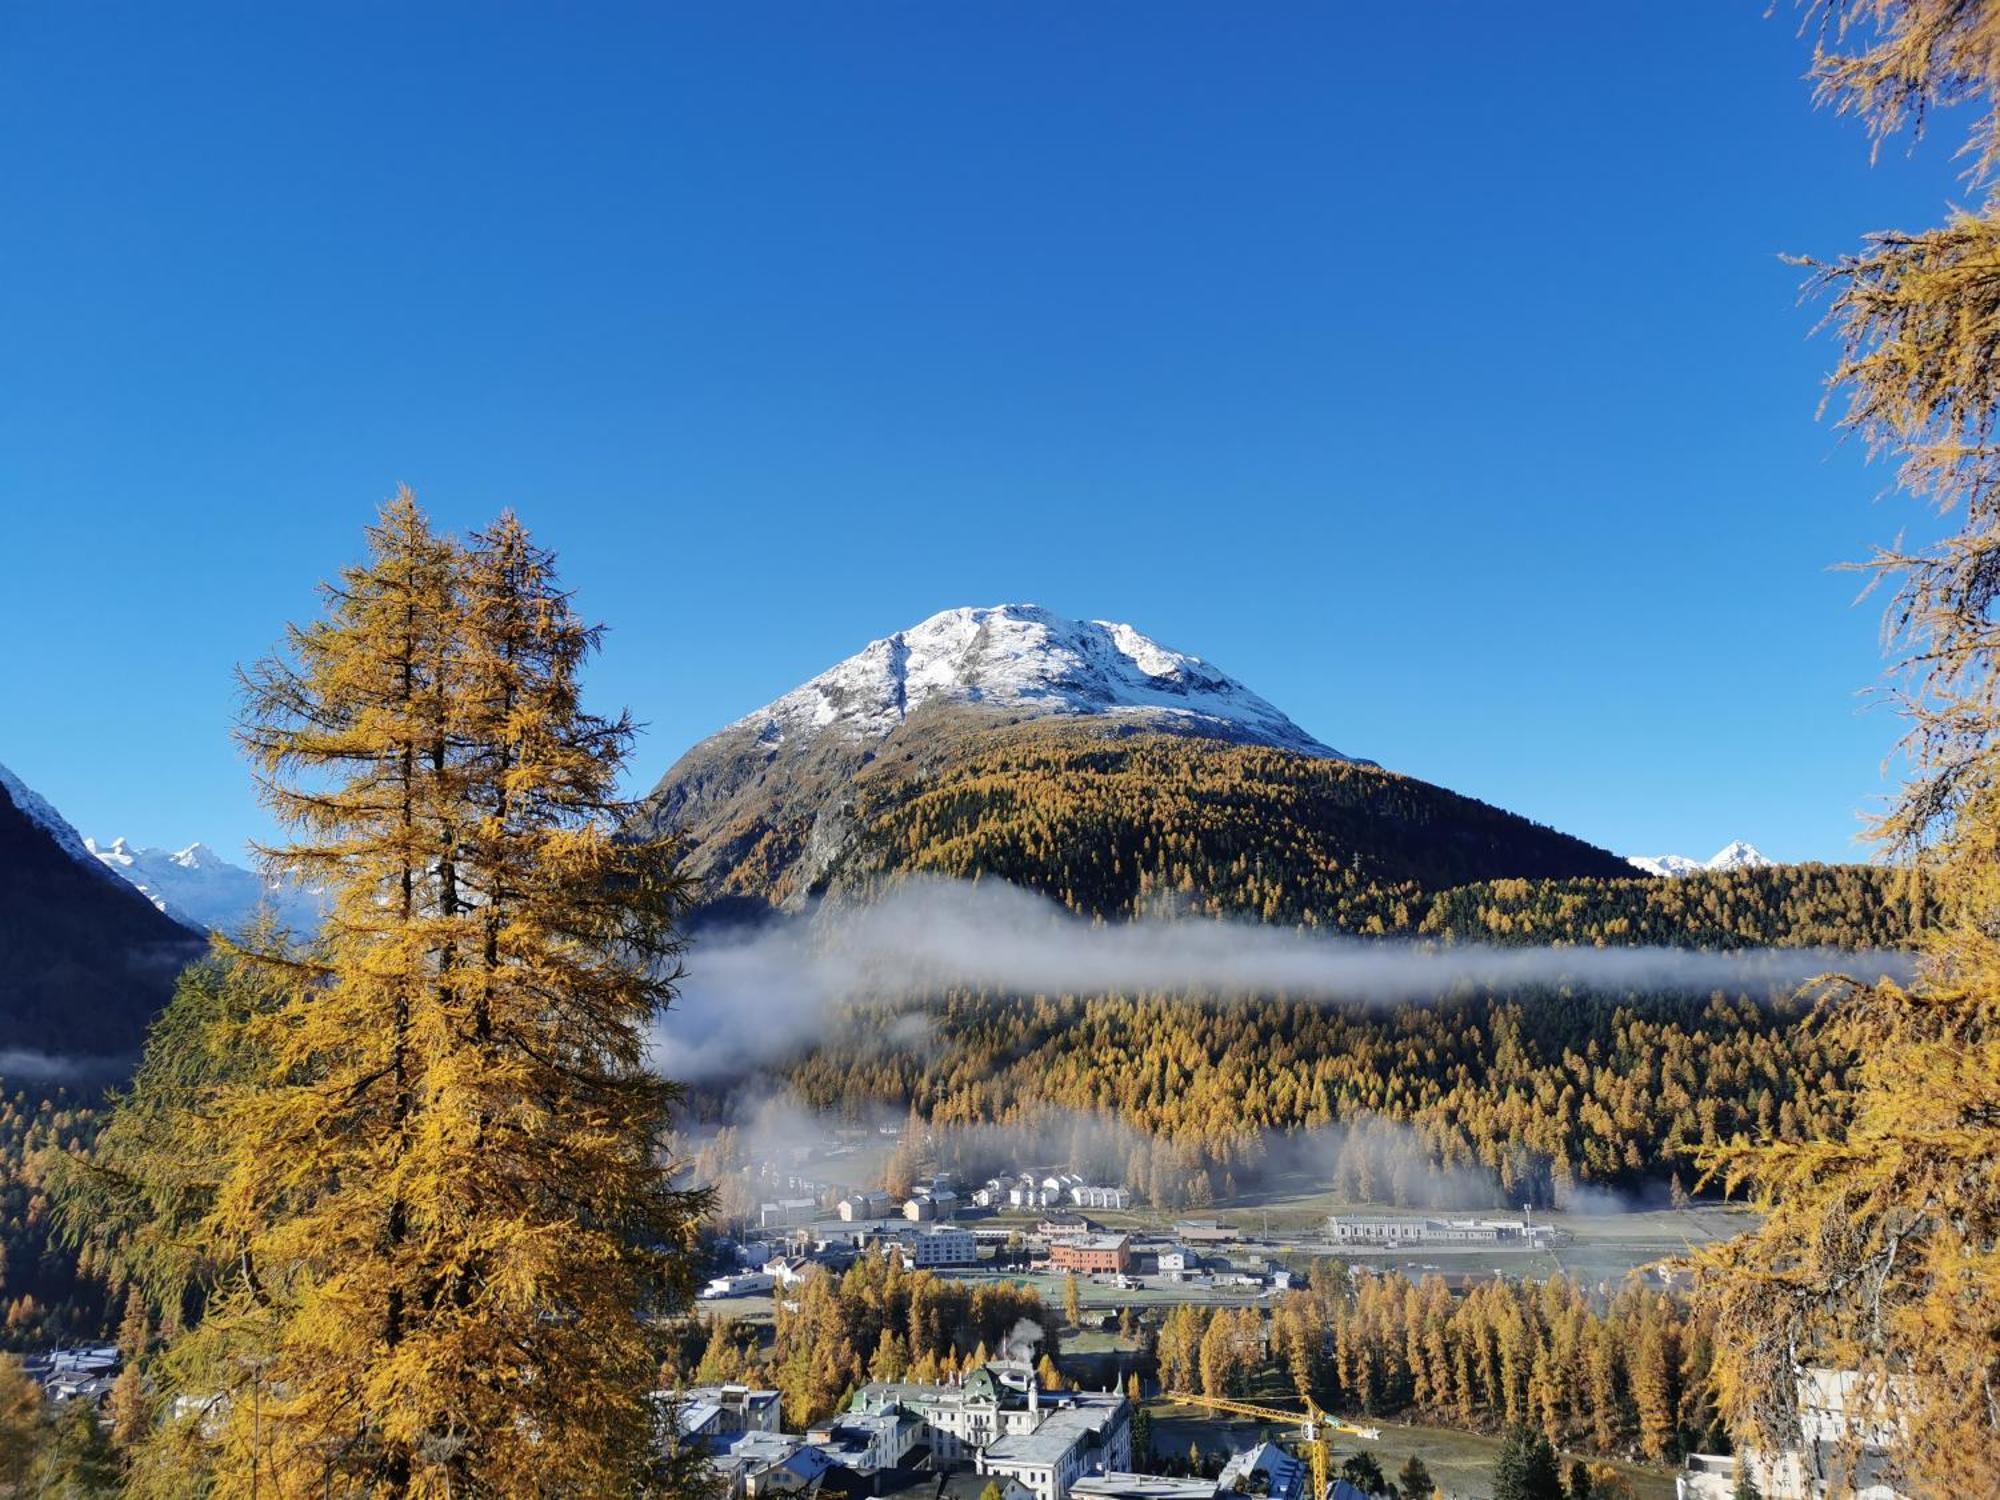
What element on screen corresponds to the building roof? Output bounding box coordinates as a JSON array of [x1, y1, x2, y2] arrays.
[[1073, 1478, 1223, 1500], [1217, 1443, 1307, 1500], [1058, 1234, 1130, 1252], [709, 1429, 838, 1486], [981, 1400, 1124, 1468]]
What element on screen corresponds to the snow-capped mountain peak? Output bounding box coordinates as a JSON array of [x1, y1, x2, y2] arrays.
[[1627, 841, 1775, 878], [86, 835, 326, 936], [1705, 839, 1770, 871], [727, 604, 1356, 760]]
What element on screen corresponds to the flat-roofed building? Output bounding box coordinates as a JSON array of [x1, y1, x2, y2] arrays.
[[1072, 1479, 1223, 1500], [1325, 1215, 1552, 1247], [805, 1408, 923, 1474], [1171, 1220, 1240, 1245], [901, 1226, 978, 1269], [1048, 1235, 1130, 1275]]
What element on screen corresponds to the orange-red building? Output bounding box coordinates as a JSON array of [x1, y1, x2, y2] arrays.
[[1047, 1234, 1130, 1274]]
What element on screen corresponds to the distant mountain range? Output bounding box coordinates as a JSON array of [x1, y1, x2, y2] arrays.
[[84, 836, 326, 936], [635, 603, 1635, 912], [0, 607, 1846, 1064], [1626, 841, 1775, 879]]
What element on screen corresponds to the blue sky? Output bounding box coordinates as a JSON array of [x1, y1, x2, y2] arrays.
[[0, 3, 1972, 865]]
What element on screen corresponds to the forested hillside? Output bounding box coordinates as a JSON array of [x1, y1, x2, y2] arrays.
[[657, 715, 1923, 952], [649, 714, 1639, 911], [0, 1092, 113, 1349], [782, 987, 1857, 1205], [1403, 862, 1923, 949], [832, 726, 1637, 916]]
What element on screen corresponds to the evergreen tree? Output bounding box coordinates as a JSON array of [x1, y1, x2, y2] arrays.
[[1339, 1451, 1386, 1494], [1397, 1454, 1433, 1500], [1130, 1403, 1153, 1471], [1491, 1423, 1562, 1500]]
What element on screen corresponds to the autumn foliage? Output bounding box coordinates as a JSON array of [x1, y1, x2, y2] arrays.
[[63, 495, 706, 1497]]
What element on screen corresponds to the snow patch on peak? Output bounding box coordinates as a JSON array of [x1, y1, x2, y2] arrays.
[[1627, 841, 1776, 878], [726, 604, 1354, 760]]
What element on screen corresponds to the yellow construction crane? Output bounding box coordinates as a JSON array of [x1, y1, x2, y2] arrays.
[[1163, 1392, 1379, 1500]]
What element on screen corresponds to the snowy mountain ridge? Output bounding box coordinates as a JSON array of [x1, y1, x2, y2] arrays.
[[727, 604, 1357, 760], [0, 759, 127, 885], [86, 836, 326, 937], [1627, 841, 1774, 878]]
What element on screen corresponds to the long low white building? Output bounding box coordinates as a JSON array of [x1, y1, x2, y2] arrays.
[[1325, 1214, 1554, 1247]]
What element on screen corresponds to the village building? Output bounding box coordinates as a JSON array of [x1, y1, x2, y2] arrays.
[[1036, 1213, 1091, 1240], [704, 1431, 836, 1500], [1047, 1235, 1131, 1275], [1171, 1220, 1241, 1244], [976, 1397, 1133, 1500], [1676, 1369, 1908, 1500], [1324, 1214, 1553, 1248], [759, 1197, 819, 1230], [898, 1225, 979, 1269], [904, 1189, 960, 1222], [1069, 1185, 1131, 1211], [701, 1271, 776, 1299], [674, 1384, 784, 1441], [765, 1255, 823, 1289], [1073, 1480, 1226, 1500], [805, 1407, 924, 1474]]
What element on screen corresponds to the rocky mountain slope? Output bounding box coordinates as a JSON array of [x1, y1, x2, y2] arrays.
[[0, 762, 204, 1061], [635, 606, 1634, 913]]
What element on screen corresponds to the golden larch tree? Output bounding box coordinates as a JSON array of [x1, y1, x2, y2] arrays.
[[1697, 5, 2000, 1494], [100, 493, 704, 1496]]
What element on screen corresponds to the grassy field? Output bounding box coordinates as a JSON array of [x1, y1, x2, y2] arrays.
[[1148, 1404, 1677, 1500], [964, 1197, 1751, 1292]]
